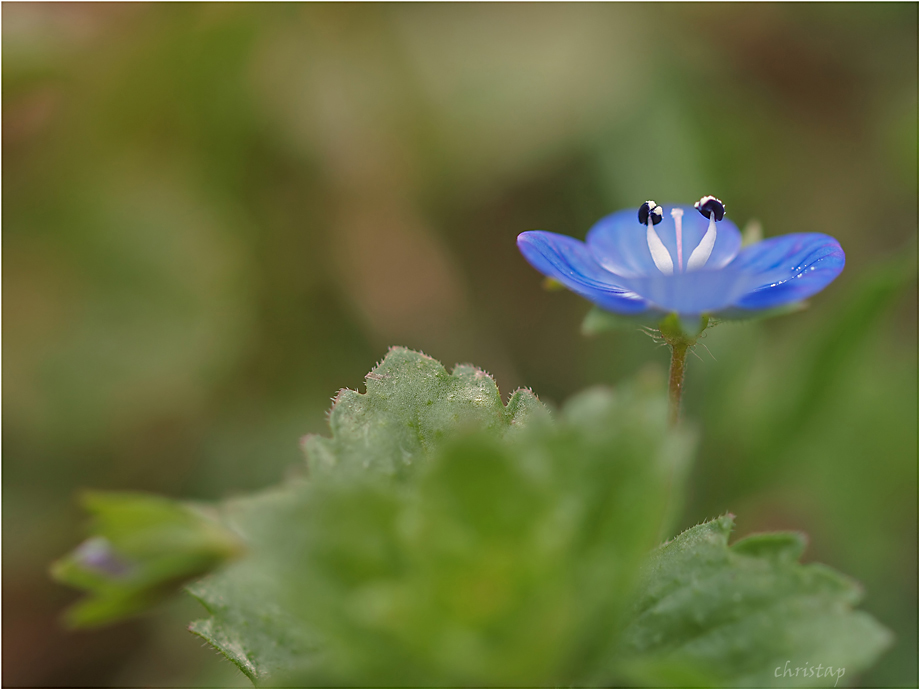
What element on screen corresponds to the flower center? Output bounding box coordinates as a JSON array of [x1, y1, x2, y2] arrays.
[[638, 197, 726, 275]]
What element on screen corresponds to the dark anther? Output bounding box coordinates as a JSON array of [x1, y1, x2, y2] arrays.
[[638, 200, 663, 226], [694, 195, 725, 221]]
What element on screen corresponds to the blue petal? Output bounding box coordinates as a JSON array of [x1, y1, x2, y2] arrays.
[[729, 234, 845, 310], [517, 231, 649, 313], [586, 205, 742, 277], [615, 267, 760, 315]]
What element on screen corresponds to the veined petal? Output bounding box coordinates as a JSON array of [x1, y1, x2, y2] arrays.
[[517, 231, 649, 314], [729, 234, 845, 310], [586, 205, 742, 277]]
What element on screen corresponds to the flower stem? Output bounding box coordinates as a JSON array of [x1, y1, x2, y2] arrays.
[[658, 313, 707, 426], [654, 315, 705, 541], [667, 341, 689, 427]]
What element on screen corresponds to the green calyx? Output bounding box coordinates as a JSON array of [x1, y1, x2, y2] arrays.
[[657, 313, 711, 347]]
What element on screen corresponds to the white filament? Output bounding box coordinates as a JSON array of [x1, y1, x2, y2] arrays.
[[686, 213, 717, 271], [671, 207, 684, 271], [647, 218, 674, 275]]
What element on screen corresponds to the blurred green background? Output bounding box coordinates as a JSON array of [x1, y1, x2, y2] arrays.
[[3, 3, 916, 687]]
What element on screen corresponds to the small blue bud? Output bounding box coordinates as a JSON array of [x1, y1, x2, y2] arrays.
[[74, 537, 133, 577]]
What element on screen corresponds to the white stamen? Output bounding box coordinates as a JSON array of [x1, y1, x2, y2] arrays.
[[647, 218, 674, 275], [686, 213, 717, 271], [671, 208, 684, 271]]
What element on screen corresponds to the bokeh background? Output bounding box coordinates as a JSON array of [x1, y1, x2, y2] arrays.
[[3, 3, 917, 687]]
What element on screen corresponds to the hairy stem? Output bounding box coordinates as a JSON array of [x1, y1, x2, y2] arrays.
[[667, 341, 689, 427]]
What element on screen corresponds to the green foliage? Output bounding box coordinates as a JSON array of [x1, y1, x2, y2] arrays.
[[187, 487, 318, 685], [50, 492, 241, 628], [611, 517, 893, 688], [178, 350, 888, 687], [284, 387, 691, 686], [186, 348, 693, 686], [52, 350, 893, 686], [302, 346, 548, 479]]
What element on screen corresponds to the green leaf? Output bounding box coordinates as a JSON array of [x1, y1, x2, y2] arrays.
[[51, 348, 891, 689], [50, 491, 241, 628], [276, 379, 692, 687], [609, 516, 893, 688], [188, 349, 693, 687], [301, 346, 547, 479], [187, 485, 318, 686]]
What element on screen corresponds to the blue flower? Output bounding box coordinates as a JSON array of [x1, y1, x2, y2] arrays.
[[517, 199, 845, 319]]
